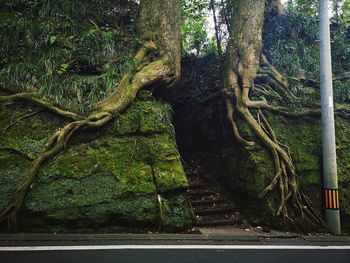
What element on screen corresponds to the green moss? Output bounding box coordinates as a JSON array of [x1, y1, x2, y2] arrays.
[[22, 128, 191, 229], [0, 104, 64, 142], [26, 190, 159, 227], [223, 112, 350, 231], [39, 136, 157, 196], [0, 153, 30, 210], [0, 100, 191, 232], [0, 1, 192, 232], [161, 194, 194, 231], [6, 137, 47, 159], [153, 159, 188, 193], [114, 100, 172, 135], [222, 144, 279, 226]]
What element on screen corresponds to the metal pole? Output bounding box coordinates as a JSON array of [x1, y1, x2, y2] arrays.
[[318, 0, 341, 234]]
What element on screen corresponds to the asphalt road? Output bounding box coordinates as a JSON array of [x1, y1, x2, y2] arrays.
[[1, 234, 350, 263], [1, 245, 350, 263]]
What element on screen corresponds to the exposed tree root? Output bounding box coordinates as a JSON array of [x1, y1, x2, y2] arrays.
[[254, 55, 350, 120], [224, 96, 255, 146], [0, 92, 85, 121], [245, 93, 350, 119], [0, 113, 113, 230], [0, 41, 176, 230], [221, 0, 330, 231], [157, 194, 164, 231], [225, 58, 326, 230]]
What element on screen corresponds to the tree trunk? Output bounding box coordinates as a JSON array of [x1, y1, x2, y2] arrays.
[[94, 0, 181, 113], [223, 0, 324, 229], [225, 0, 265, 92], [210, 0, 223, 56], [139, 0, 181, 82]]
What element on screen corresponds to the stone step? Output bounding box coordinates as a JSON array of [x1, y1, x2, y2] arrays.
[[187, 189, 218, 196], [190, 198, 227, 206], [188, 183, 207, 189], [195, 219, 240, 227], [193, 206, 237, 216]]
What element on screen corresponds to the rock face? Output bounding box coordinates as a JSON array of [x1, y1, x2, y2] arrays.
[[222, 114, 350, 232], [175, 55, 350, 233], [0, 94, 193, 232]]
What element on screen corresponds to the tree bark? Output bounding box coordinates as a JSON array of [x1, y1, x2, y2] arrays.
[[210, 0, 222, 56], [223, 0, 324, 229], [224, 0, 265, 101], [94, 0, 181, 113]]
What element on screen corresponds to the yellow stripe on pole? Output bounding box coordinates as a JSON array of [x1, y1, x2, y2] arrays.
[[336, 190, 339, 208], [325, 189, 339, 209]]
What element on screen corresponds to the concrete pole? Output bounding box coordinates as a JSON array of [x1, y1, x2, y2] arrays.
[[318, 0, 341, 234]]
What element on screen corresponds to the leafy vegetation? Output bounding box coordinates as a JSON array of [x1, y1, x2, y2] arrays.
[[181, 0, 211, 55], [264, 1, 350, 103], [0, 0, 139, 113]]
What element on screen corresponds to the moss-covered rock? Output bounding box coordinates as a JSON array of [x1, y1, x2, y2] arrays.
[[161, 194, 194, 231], [0, 0, 193, 233], [222, 114, 350, 232], [0, 97, 193, 232]]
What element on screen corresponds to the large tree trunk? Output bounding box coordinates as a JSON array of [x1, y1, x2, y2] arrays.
[[223, 0, 323, 230], [223, 0, 265, 146], [94, 0, 181, 113], [0, 0, 182, 230]]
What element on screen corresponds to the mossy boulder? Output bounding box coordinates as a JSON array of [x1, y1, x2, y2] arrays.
[[0, 96, 193, 232], [222, 114, 350, 232]]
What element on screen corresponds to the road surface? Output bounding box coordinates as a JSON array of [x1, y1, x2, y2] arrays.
[[1, 233, 350, 263]]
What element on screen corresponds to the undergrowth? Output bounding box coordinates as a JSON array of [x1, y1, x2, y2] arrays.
[[264, 9, 350, 103], [0, 0, 139, 113]]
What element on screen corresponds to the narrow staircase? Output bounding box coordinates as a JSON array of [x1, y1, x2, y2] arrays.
[[186, 166, 249, 228]]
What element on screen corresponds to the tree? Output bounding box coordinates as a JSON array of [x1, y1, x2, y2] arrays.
[[2, 0, 349, 232], [210, 0, 223, 56], [181, 0, 210, 55], [0, 0, 181, 230], [222, 0, 326, 228]]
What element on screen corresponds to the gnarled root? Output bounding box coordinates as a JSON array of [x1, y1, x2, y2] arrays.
[[254, 55, 350, 120], [244, 94, 350, 119], [224, 64, 325, 230], [0, 92, 85, 121], [224, 95, 255, 146], [0, 41, 176, 230]]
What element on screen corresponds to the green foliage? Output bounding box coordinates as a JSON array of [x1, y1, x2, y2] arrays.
[[286, 0, 318, 17], [264, 10, 320, 78], [181, 0, 210, 55], [340, 0, 350, 24], [0, 0, 139, 113], [264, 4, 350, 103]]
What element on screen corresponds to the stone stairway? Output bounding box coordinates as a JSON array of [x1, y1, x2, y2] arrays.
[[186, 166, 249, 228]]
